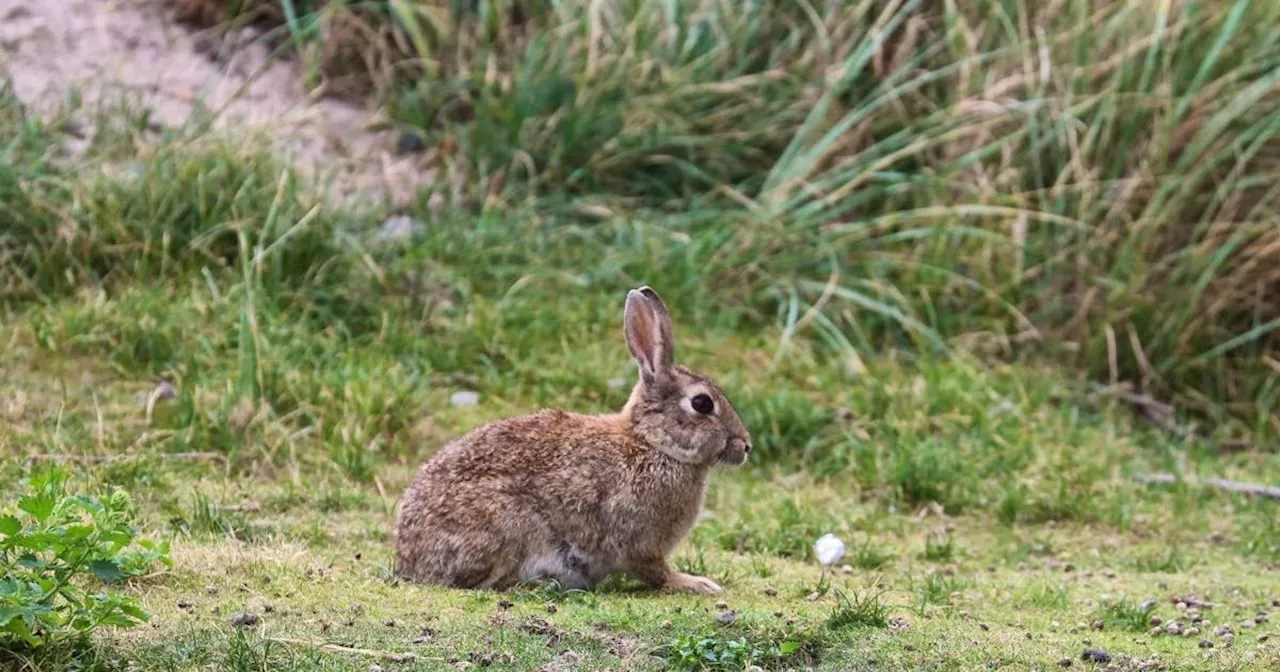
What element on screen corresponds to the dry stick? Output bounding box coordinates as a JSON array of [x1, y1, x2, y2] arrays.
[[270, 638, 430, 663], [1135, 472, 1280, 501]]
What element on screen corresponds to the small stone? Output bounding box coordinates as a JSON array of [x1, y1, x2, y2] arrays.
[[545, 603, 557, 614], [1165, 622, 1182, 635], [1255, 612, 1269, 623], [1149, 615, 1163, 626], [395, 131, 428, 155], [263, 604, 274, 613], [717, 610, 737, 625], [451, 391, 480, 407], [1149, 626, 1162, 637], [455, 663, 472, 671], [177, 599, 193, 609], [1091, 620, 1104, 631], [370, 665, 384, 672], [204, 585, 218, 595], [806, 592, 821, 602], [1081, 647, 1110, 664], [1185, 627, 1200, 637], [1057, 658, 1073, 668], [763, 587, 777, 597], [660, 620, 672, 630], [841, 565, 853, 574], [1240, 619, 1257, 629], [384, 619, 396, 627], [1176, 601, 1189, 610], [1214, 625, 1233, 636], [1198, 640, 1214, 649], [773, 610, 783, 618], [979, 623, 990, 631], [229, 612, 259, 627], [715, 601, 729, 610]]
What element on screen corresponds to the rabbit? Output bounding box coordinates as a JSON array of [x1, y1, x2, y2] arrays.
[[394, 286, 752, 594]]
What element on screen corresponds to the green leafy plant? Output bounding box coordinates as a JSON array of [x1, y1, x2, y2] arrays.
[[0, 469, 171, 649], [661, 632, 804, 671]]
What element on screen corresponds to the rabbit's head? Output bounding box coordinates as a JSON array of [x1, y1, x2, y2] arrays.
[[622, 287, 753, 466]]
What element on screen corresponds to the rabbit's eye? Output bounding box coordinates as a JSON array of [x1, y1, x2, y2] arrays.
[[691, 394, 714, 415]]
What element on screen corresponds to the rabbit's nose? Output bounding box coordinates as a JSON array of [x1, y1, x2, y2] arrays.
[[743, 442, 752, 454]]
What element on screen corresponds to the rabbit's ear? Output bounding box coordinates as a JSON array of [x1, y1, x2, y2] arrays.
[[625, 286, 675, 383]]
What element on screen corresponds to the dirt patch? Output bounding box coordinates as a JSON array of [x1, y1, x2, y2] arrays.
[[0, 0, 430, 206]]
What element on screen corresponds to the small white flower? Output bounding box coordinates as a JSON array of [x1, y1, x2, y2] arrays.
[[814, 533, 845, 566]]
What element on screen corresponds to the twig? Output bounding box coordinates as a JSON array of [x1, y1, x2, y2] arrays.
[[1135, 472, 1280, 501], [270, 638, 428, 662]]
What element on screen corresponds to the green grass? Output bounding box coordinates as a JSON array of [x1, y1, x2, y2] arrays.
[[176, 0, 1280, 435], [4, 1, 1280, 668]]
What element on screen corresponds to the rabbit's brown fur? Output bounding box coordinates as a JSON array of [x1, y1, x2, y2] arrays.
[[394, 287, 751, 593]]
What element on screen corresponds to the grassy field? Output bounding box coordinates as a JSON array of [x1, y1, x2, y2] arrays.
[[3, 0, 1280, 669]]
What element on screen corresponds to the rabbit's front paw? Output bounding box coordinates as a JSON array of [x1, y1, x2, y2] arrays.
[[665, 572, 722, 594]]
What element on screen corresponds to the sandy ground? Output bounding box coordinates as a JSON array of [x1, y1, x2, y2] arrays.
[[0, 0, 430, 206]]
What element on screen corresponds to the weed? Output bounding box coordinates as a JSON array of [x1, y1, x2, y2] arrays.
[[1134, 548, 1195, 574], [922, 533, 955, 563], [855, 537, 896, 568], [0, 468, 170, 649], [661, 632, 807, 672], [826, 587, 889, 631], [1099, 599, 1158, 633]]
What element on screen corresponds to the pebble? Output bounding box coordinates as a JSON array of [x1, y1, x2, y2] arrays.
[[715, 601, 729, 610], [1149, 615, 1162, 626], [1148, 626, 1162, 637], [717, 610, 737, 625], [177, 599, 193, 609], [1091, 619, 1104, 631], [660, 620, 672, 630], [763, 587, 777, 597], [394, 131, 427, 155], [1185, 627, 1200, 637], [1165, 622, 1182, 635], [545, 603, 557, 614], [773, 610, 783, 618], [979, 623, 989, 631], [451, 391, 480, 407], [1198, 640, 1214, 649], [370, 665, 383, 672], [1081, 648, 1111, 664], [1214, 625, 1233, 636], [1057, 658, 1073, 668], [384, 619, 396, 628], [229, 612, 259, 627]]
